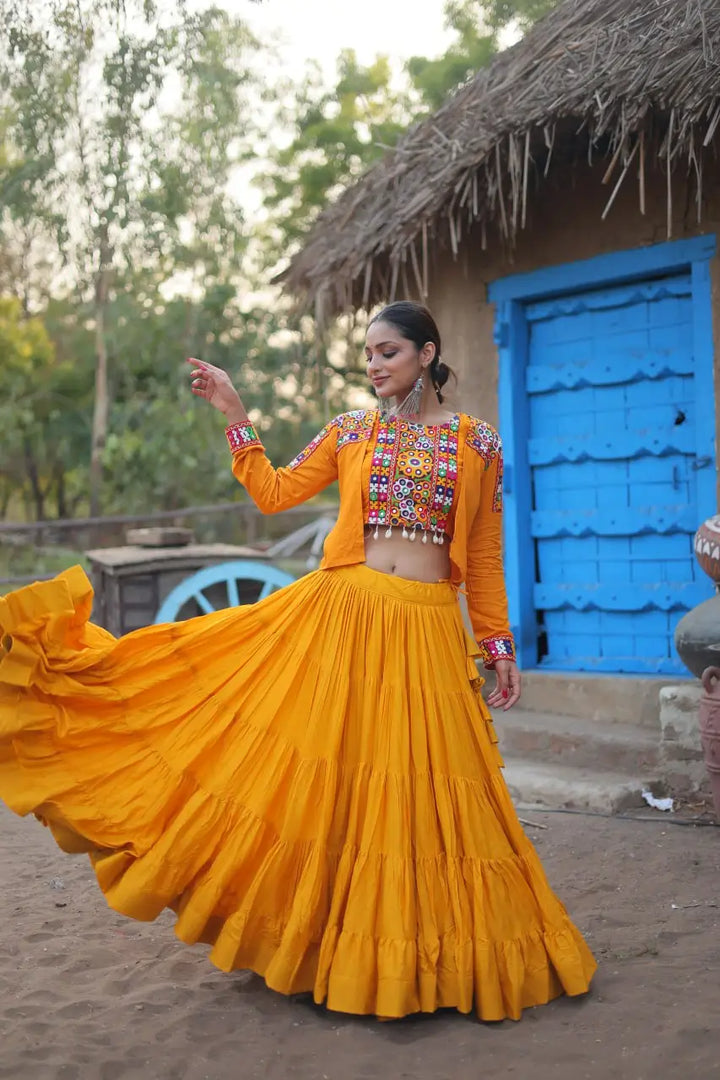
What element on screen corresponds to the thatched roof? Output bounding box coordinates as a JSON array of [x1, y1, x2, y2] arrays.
[[282, 0, 720, 320]]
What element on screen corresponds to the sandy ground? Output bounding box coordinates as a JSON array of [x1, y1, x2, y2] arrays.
[[1, 803, 718, 1080]]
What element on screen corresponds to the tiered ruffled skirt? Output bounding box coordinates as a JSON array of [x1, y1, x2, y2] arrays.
[[0, 563, 595, 1020]]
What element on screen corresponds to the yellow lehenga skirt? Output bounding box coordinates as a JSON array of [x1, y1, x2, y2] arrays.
[[0, 562, 595, 1020]]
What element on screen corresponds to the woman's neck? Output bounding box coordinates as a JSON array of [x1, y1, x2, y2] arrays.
[[382, 384, 455, 425]]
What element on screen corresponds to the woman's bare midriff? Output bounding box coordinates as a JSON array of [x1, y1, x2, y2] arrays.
[[363, 528, 452, 583]]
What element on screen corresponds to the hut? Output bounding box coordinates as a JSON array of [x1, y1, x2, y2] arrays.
[[283, 0, 720, 693]]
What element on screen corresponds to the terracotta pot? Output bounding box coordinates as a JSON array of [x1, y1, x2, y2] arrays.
[[695, 515, 720, 582], [699, 667, 720, 818]]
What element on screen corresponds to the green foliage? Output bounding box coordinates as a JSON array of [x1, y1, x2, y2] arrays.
[[0, 295, 92, 519], [410, 0, 559, 109], [1, 1, 261, 292], [0, 543, 88, 587], [76, 279, 359, 514], [0, 0, 272, 518], [408, 1, 498, 111], [0, 0, 560, 527], [483, 0, 559, 30], [259, 51, 409, 253], [262, 0, 560, 258]]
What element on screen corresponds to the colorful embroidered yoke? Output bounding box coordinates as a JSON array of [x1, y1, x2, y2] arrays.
[[363, 415, 460, 542], [227, 409, 515, 667]]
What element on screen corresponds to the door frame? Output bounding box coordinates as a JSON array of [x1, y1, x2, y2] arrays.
[[488, 234, 718, 671]]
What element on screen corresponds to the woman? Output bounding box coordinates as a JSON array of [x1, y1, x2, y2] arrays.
[[0, 301, 595, 1021]]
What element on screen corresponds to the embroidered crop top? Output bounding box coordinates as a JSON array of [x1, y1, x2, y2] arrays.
[[361, 414, 460, 544], [224, 409, 515, 668]]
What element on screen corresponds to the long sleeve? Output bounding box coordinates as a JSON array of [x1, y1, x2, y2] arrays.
[[464, 440, 517, 668], [228, 417, 340, 514]]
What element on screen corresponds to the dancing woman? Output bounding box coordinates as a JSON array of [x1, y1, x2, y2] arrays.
[[0, 301, 595, 1020]]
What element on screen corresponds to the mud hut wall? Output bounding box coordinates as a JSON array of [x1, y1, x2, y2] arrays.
[[427, 164, 720, 498]]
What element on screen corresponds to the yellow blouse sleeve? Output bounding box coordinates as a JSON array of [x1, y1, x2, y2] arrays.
[[464, 433, 517, 668], [228, 417, 339, 513]]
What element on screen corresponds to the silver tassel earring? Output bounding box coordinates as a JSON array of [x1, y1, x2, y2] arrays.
[[395, 375, 424, 420]]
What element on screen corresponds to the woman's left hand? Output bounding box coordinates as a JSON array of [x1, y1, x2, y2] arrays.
[[486, 660, 521, 711]]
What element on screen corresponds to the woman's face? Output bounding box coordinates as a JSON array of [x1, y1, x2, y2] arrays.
[[364, 320, 432, 400]]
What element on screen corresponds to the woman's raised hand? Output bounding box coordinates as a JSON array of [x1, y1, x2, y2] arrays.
[[186, 358, 246, 424]]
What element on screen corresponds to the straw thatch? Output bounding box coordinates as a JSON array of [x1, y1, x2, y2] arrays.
[[281, 0, 720, 321]]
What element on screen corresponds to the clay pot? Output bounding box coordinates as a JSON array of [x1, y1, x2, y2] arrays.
[[674, 593, 720, 679], [695, 515, 720, 582], [699, 667, 720, 818]]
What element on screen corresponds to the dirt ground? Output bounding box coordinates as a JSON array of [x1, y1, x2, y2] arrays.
[[0, 802, 718, 1080]]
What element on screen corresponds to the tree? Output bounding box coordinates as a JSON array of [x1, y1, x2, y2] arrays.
[[407, 1, 558, 111], [408, 1, 498, 111], [0, 0, 262, 514], [261, 0, 560, 251], [0, 0, 562, 524], [483, 0, 559, 31], [97, 281, 364, 514], [0, 296, 92, 520], [258, 50, 410, 259]]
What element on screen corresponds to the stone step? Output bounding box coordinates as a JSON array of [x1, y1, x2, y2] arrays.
[[508, 670, 686, 727], [491, 707, 660, 773], [502, 758, 650, 814]]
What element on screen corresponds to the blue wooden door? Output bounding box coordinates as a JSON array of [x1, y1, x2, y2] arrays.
[[526, 273, 714, 674]]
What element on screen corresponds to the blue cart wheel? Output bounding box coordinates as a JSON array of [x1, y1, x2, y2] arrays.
[[154, 560, 295, 623]]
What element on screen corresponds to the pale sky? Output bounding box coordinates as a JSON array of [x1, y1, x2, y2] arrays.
[[234, 0, 454, 75], [188, 0, 456, 216]]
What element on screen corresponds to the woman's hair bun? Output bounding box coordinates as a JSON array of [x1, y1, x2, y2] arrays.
[[433, 359, 450, 390]]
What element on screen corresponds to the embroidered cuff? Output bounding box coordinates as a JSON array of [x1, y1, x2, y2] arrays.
[[477, 634, 516, 669], [225, 421, 263, 453]]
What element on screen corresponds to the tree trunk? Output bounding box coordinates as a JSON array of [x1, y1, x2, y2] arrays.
[[89, 235, 111, 517], [54, 463, 67, 519], [0, 480, 12, 519], [23, 437, 46, 521]]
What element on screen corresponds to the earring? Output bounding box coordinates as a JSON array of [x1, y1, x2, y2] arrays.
[[395, 375, 424, 420]]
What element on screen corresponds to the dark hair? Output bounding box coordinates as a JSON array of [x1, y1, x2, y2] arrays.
[[369, 300, 456, 403]]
